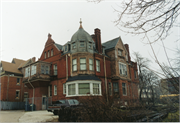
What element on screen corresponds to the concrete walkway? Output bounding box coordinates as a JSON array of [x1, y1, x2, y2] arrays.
[[0, 110, 58, 122], [19, 110, 58, 122]]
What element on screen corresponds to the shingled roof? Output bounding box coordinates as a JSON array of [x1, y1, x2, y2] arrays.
[[102, 37, 119, 50], [1, 61, 22, 74], [55, 43, 63, 50]]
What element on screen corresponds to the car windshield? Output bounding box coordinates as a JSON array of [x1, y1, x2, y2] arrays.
[[56, 100, 66, 104], [68, 99, 79, 105]]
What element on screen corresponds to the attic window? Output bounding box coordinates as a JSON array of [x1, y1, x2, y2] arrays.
[[118, 49, 122, 56], [48, 50, 50, 57], [80, 41, 84, 47], [65, 45, 68, 51]]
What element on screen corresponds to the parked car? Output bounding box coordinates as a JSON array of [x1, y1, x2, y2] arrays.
[[47, 99, 80, 115]]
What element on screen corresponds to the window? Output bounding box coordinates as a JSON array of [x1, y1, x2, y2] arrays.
[[113, 82, 119, 96], [89, 42, 92, 49], [118, 49, 122, 56], [44, 52, 46, 59], [68, 84, 75, 95], [24, 92, 28, 101], [54, 64, 57, 75], [66, 81, 101, 97], [49, 85, 52, 96], [31, 65, 36, 76], [72, 59, 77, 71], [51, 49, 53, 56], [89, 59, 93, 71], [17, 78, 20, 85], [80, 58, 86, 70], [48, 50, 50, 57], [16, 90, 20, 99], [63, 83, 66, 94], [96, 60, 100, 72], [25, 67, 30, 77], [103, 48, 105, 54], [119, 62, 127, 76], [109, 82, 112, 96], [41, 65, 45, 74], [80, 41, 84, 47], [0, 67, 2, 71], [65, 45, 67, 51], [72, 42, 76, 49], [122, 83, 127, 95], [78, 83, 90, 94], [54, 85, 57, 95], [134, 71, 137, 78], [46, 66, 49, 74], [126, 54, 128, 61], [93, 83, 99, 94], [41, 65, 49, 74]]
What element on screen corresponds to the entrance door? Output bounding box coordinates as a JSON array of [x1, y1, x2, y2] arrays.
[[42, 95, 47, 110]]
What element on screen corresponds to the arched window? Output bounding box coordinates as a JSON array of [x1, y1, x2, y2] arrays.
[[51, 49, 53, 56]]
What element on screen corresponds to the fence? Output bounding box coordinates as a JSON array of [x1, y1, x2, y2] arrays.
[[0, 101, 25, 110], [25, 97, 52, 111]]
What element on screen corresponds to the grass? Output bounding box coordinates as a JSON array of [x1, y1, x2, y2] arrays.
[[163, 110, 179, 122]]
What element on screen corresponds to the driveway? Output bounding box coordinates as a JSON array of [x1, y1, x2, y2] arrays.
[[0, 110, 58, 122], [0, 110, 25, 122]]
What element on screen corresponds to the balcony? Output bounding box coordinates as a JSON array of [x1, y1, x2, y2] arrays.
[[22, 61, 52, 88]]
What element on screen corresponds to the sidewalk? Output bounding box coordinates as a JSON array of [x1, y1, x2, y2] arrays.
[[19, 110, 58, 122]]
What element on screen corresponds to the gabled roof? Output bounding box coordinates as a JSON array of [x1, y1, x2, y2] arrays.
[[102, 37, 119, 50], [1, 61, 23, 74], [12, 58, 26, 67], [18, 59, 32, 69], [54, 43, 63, 51]]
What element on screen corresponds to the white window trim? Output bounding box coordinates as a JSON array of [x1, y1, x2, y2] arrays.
[[89, 58, 93, 71], [63, 83, 66, 94], [96, 60, 100, 72], [54, 85, 57, 95], [72, 59, 77, 71], [66, 80, 102, 97], [80, 58, 86, 70]]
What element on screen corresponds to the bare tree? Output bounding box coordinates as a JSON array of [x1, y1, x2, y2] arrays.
[[88, 0, 180, 42]]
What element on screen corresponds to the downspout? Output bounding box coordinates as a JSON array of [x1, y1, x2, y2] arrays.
[[27, 64, 35, 104], [6, 74, 9, 101], [104, 56, 108, 104]]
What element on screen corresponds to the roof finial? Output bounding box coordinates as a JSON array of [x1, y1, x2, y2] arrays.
[[79, 18, 83, 29], [48, 33, 52, 38]]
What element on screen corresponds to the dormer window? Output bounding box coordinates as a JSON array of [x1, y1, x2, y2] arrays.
[[72, 42, 76, 49], [102, 47, 105, 54], [89, 42, 92, 49], [65, 45, 68, 51], [118, 49, 122, 56], [80, 41, 84, 47]]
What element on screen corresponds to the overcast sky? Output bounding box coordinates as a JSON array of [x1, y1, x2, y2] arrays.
[[1, 0, 179, 72]]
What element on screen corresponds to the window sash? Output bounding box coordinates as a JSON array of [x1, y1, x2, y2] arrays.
[[16, 91, 20, 98], [89, 42, 92, 48], [31, 65, 36, 76], [48, 51, 50, 57], [96, 60, 100, 72], [89, 59, 93, 70], [54, 65, 57, 75], [25, 67, 30, 77], [45, 66, 49, 74], [118, 50, 122, 56], [93, 83, 99, 94], [80, 41, 84, 47], [17, 78, 20, 84], [54, 85, 57, 95], [78, 83, 90, 94], [72, 59, 77, 71], [72, 42, 76, 49], [122, 83, 126, 95], [68, 84, 75, 95], [119, 63, 127, 76], [63, 83, 66, 94], [113, 82, 119, 93], [80, 58, 86, 70]]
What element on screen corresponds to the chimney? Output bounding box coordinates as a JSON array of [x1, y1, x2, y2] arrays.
[[94, 28, 102, 53], [32, 57, 36, 62], [124, 44, 131, 62]]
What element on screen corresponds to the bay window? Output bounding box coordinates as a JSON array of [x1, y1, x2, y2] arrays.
[[80, 58, 86, 70], [72, 42, 76, 49], [25, 67, 30, 77], [80, 41, 84, 47], [93, 83, 99, 94], [31, 65, 36, 76]]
